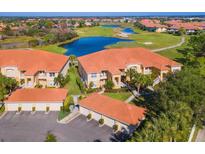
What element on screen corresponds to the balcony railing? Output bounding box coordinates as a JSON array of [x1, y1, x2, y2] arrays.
[[144, 69, 152, 75], [100, 73, 107, 79]]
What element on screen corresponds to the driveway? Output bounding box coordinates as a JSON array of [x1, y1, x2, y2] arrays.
[[0, 112, 115, 142]]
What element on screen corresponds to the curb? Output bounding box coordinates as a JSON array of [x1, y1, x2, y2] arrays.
[[0, 111, 7, 119], [57, 112, 80, 124]]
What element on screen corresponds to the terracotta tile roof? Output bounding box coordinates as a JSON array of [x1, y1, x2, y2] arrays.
[[166, 20, 205, 30], [5, 88, 68, 103], [0, 49, 69, 75], [78, 47, 181, 74], [79, 93, 146, 125], [139, 19, 167, 28]]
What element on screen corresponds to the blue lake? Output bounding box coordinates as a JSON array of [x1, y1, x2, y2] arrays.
[[101, 25, 136, 34], [122, 28, 136, 34], [63, 36, 133, 57], [100, 25, 121, 28]]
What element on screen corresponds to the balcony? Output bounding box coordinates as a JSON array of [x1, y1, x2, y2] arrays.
[[100, 73, 107, 80], [37, 73, 47, 79], [144, 68, 152, 75]]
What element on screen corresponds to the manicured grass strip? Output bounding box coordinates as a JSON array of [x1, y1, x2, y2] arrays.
[[104, 92, 132, 101], [64, 67, 81, 95], [0, 36, 34, 43], [158, 48, 184, 60], [107, 27, 182, 50], [37, 44, 66, 54], [58, 111, 70, 121], [0, 105, 5, 116], [76, 26, 116, 37], [158, 35, 189, 60]]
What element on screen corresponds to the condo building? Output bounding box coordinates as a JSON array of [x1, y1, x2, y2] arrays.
[[78, 47, 182, 89], [0, 49, 70, 88]]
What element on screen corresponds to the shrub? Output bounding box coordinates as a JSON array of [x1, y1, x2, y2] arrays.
[[28, 39, 39, 47], [46, 106, 50, 112], [58, 110, 70, 120], [78, 95, 83, 100], [89, 82, 94, 89], [35, 83, 43, 88], [87, 113, 92, 120], [63, 95, 74, 112], [32, 107, 36, 112], [98, 118, 104, 125], [54, 73, 69, 88], [20, 79, 25, 85], [18, 107, 22, 112], [104, 87, 129, 93], [113, 124, 119, 132], [86, 87, 101, 93], [0, 105, 5, 115], [104, 80, 114, 90], [76, 77, 85, 93], [45, 131, 57, 142]]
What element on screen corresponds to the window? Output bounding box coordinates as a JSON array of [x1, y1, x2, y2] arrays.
[[91, 73, 97, 78], [6, 69, 15, 77], [49, 81, 55, 87], [49, 73, 55, 77]]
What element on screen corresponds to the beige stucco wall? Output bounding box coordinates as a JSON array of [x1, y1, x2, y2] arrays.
[[60, 60, 70, 77], [156, 27, 167, 33], [0, 61, 68, 88], [79, 106, 130, 132], [5, 102, 62, 111], [171, 66, 181, 72], [0, 66, 21, 81]]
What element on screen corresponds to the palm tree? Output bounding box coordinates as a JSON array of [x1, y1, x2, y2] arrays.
[[131, 73, 152, 93], [125, 68, 136, 82], [69, 55, 77, 66]]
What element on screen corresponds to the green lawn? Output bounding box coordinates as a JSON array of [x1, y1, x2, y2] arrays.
[[58, 111, 70, 121], [64, 67, 81, 95], [158, 48, 185, 60], [104, 92, 132, 101], [0, 36, 34, 44], [76, 26, 116, 37], [158, 35, 189, 60], [37, 44, 66, 54], [108, 29, 182, 50]]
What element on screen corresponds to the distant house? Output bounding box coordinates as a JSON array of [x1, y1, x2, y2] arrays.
[[4, 88, 68, 112], [165, 20, 205, 34], [78, 47, 182, 89], [138, 19, 167, 33], [85, 22, 92, 27], [0, 49, 70, 88], [79, 93, 146, 133]]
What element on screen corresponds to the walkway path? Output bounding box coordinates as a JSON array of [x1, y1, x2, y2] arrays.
[[152, 36, 185, 52], [125, 95, 135, 103], [188, 124, 196, 142]]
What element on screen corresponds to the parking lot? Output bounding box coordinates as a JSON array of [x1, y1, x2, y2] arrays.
[[0, 112, 115, 142]]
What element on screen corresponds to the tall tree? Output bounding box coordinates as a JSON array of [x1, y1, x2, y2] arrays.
[[188, 32, 205, 56], [0, 73, 18, 101]]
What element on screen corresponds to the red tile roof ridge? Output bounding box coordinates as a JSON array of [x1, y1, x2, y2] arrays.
[[5, 88, 68, 103], [79, 93, 146, 125]]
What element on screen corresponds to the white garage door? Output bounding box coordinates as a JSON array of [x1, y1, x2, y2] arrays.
[[6, 102, 62, 111]]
